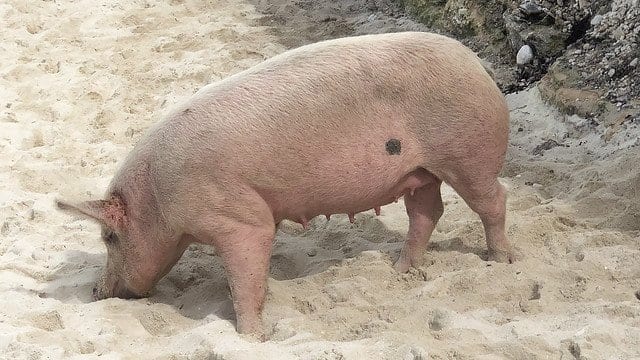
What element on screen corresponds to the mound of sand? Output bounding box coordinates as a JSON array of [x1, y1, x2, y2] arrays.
[[1, 0, 638, 359]]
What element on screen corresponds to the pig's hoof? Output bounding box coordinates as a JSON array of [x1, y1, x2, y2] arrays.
[[393, 258, 411, 273], [237, 322, 266, 342], [487, 248, 516, 263], [237, 328, 267, 342]]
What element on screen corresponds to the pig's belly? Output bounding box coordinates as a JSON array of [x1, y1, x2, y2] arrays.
[[268, 167, 434, 225]]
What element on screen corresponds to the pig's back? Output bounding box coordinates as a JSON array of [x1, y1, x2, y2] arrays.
[[178, 31, 497, 163], [137, 32, 506, 222]]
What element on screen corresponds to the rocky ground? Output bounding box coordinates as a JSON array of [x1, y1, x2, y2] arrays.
[[399, 0, 640, 122]]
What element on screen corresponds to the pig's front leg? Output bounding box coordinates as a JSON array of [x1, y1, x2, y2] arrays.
[[214, 223, 276, 340], [193, 200, 276, 340]]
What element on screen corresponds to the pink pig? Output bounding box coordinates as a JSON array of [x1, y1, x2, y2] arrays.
[[57, 31, 513, 339]]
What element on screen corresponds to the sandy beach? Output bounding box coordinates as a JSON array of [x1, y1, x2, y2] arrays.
[[1, 0, 639, 359]]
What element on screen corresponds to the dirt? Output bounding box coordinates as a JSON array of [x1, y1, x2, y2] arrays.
[[2, 0, 639, 358]]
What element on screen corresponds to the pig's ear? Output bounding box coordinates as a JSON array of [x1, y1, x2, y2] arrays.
[[56, 196, 127, 231]]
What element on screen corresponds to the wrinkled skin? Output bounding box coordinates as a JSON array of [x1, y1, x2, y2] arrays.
[[57, 32, 513, 340]]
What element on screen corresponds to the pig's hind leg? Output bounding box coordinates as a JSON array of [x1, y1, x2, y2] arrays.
[[448, 176, 513, 263], [394, 175, 444, 273]]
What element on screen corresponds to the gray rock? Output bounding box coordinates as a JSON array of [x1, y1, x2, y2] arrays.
[[503, 12, 528, 52], [578, 0, 590, 10], [590, 14, 604, 26], [519, 1, 544, 16], [524, 25, 568, 59], [517, 44, 534, 65]]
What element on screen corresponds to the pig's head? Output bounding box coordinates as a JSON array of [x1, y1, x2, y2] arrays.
[[56, 192, 178, 301]]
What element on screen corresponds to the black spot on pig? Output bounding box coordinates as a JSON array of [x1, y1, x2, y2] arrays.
[[385, 139, 401, 155]]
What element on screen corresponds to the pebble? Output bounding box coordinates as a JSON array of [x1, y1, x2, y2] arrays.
[[608, 68, 616, 77], [517, 44, 534, 65], [630, 58, 639, 67]]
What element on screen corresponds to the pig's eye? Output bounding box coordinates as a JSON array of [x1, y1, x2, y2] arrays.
[[104, 231, 118, 244]]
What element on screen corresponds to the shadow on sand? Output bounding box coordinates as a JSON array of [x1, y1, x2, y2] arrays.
[[42, 213, 487, 324]]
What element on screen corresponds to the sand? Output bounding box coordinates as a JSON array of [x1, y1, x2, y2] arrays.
[[1, 0, 639, 359]]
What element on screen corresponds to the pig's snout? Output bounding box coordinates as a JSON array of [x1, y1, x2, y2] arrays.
[[92, 284, 112, 301], [92, 279, 144, 301]]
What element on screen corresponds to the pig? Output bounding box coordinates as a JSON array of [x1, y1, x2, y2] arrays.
[[57, 31, 513, 339]]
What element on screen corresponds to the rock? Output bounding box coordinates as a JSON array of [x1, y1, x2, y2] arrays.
[[612, 28, 625, 40], [590, 14, 603, 26], [519, 1, 544, 17], [630, 58, 639, 67], [578, 0, 590, 10], [503, 12, 528, 51], [504, 8, 567, 60], [533, 139, 563, 155], [608, 68, 616, 77], [538, 62, 611, 118], [517, 44, 534, 65], [524, 25, 568, 60]]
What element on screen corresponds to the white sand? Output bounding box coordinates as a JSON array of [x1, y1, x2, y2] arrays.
[[1, 0, 639, 359]]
